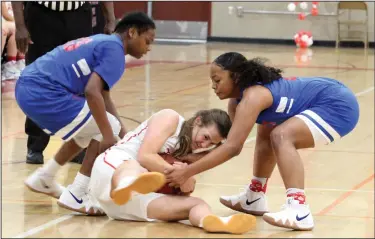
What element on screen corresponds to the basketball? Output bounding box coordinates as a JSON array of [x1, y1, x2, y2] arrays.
[[157, 153, 183, 195]]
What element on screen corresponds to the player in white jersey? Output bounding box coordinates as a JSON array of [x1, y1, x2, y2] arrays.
[[83, 109, 256, 234]]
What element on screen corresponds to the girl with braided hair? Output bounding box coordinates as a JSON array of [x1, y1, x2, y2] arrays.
[[166, 52, 359, 231]]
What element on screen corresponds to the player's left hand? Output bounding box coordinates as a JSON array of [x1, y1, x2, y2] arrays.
[[165, 165, 189, 186], [104, 20, 116, 34]]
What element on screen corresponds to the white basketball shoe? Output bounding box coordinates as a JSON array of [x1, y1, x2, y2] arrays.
[[57, 185, 106, 216], [24, 168, 65, 199], [220, 180, 268, 216], [263, 197, 314, 231]]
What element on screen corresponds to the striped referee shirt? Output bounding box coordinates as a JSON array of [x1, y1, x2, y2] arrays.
[[36, 1, 85, 11]]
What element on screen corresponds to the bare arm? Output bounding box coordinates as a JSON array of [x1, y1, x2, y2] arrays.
[[2, 3, 14, 21], [177, 151, 209, 164], [102, 90, 126, 138], [85, 73, 115, 141], [99, 1, 116, 34], [11, 2, 32, 53], [137, 109, 180, 173], [10, 2, 24, 25], [166, 86, 273, 184]]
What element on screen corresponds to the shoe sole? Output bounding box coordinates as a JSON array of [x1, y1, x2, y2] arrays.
[[24, 182, 60, 199], [111, 172, 166, 206], [263, 214, 314, 231], [57, 200, 106, 216], [219, 198, 267, 216], [202, 214, 256, 234]]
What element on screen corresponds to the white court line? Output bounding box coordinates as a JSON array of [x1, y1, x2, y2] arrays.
[[355, 86, 374, 97], [196, 182, 374, 193], [12, 86, 374, 238], [12, 215, 73, 238], [245, 136, 256, 144]]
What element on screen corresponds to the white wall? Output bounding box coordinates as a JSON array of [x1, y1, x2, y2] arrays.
[[211, 2, 374, 42]]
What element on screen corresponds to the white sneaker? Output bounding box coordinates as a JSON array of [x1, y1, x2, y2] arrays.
[[24, 168, 65, 199], [220, 186, 268, 216], [263, 197, 314, 231], [57, 185, 106, 216], [1, 61, 21, 81]]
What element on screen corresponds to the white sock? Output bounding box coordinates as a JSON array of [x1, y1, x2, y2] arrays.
[[71, 172, 91, 193], [286, 188, 305, 195], [178, 220, 193, 226], [199, 216, 205, 228], [252, 176, 268, 186], [41, 158, 61, 177]]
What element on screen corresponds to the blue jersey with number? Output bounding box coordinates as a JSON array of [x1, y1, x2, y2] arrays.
[[15, 34, 125, 134], [20, 34, 125, 94], [237, 77, 355, 127]]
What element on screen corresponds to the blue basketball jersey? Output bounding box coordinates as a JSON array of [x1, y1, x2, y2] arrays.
[[16, 34, 126, 134], [237, 77, 349, 126], [20, 34, 125, 95]]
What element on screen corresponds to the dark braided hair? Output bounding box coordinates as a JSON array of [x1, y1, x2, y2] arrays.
[[213, 52, 283, 89]]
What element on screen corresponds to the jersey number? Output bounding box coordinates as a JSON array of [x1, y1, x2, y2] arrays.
[[63, 37, 93, 52], [276, 97, 294, 114]]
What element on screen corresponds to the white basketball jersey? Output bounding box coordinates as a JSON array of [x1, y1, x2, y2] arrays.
[[108, 112, 185, 160]]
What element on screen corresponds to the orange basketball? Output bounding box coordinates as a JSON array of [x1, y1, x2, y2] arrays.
[[157, 153, 182, 195]]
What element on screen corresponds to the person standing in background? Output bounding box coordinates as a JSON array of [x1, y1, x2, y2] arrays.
[[90, 2, 106, 34], [1, 1, 25, 81], [12, 1, 116, 164]]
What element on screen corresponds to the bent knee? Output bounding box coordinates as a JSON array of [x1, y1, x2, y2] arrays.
[[187, 196, 209, 208], [270, 127, 292, 147]]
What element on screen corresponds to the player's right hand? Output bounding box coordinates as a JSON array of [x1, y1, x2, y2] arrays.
[[100, 136, 117, 153], [15, 25, 33, 54]]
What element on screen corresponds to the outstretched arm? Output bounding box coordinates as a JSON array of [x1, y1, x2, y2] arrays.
[[102, 90, 127, 138], [165, 86, 273, 185], [85, 73, 117, 152]]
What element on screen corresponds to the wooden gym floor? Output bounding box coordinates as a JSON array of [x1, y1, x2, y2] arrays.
[[1, 42, 374, 238]]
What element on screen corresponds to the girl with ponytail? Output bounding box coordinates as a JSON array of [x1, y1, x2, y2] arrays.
[[166, 52, 360, 232]]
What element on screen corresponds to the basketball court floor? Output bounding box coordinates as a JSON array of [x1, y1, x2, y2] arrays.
[[2, 42, 374, 238]]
